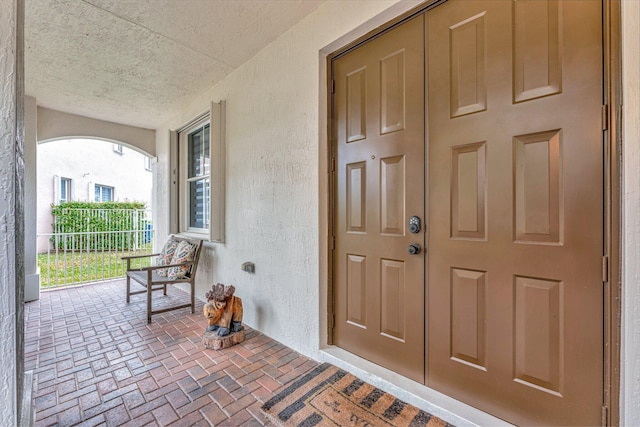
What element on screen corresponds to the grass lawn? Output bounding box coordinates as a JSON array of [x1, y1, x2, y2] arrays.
[[38, 245, 154, 288]]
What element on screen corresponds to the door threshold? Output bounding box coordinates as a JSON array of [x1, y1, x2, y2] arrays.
[[319, 346, 514, 427]]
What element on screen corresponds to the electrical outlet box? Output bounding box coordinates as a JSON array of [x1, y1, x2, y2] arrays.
[[241, 262, 255, 274]]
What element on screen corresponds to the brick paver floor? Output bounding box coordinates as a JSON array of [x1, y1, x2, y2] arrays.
[[25, 279, 319, 426]]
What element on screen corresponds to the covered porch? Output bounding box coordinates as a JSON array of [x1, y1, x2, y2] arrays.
[[25, 280, 316, 426], [2, 0, 640, 425]]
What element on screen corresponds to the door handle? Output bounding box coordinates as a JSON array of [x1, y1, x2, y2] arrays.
[[408, 244, 421, 255]]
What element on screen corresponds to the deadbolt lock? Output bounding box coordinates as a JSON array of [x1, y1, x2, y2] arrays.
[[409, 216, 422, 234], [408, 244, 421, 255]]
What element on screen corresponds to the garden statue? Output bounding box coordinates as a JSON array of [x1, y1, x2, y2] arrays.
[[203, 283, 244, 337]]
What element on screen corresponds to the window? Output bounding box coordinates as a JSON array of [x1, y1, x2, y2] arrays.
[[187, 123, 210, 231], [95, 184, 114, 202], [173, 101, 225, 241], [144, 156, 152, 171], [113, 144, 123, 154], [60, 177, 72, 203]]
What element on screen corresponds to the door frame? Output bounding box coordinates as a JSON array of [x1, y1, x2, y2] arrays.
[[603, 1, 621, 425], [321, 0, 621, 425]]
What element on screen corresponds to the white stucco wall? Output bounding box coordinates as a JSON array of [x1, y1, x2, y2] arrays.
[[0, 0, 18, 424], [621, 1, 640, 424], [36, 139, 153, 250]]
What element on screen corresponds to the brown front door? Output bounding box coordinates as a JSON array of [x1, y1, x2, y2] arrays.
[[426, 1, 604, 426], [332, 15, 426, 382], [332, 1, 604, 425]]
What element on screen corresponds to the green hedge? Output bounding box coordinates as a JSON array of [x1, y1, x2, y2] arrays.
[[51, 201, 150, 250]]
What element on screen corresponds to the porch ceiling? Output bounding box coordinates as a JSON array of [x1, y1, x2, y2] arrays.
[[25, 0, 325, 130]]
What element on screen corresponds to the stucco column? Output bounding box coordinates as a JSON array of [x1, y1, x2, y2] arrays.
[[0, 0, 22, 424]]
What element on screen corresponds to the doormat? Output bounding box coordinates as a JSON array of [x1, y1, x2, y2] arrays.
[[261, 363, 454, 427]]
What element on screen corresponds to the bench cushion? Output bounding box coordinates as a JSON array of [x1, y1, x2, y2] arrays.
[[167, 240, 197, 279], [157, 237, 179, 277]]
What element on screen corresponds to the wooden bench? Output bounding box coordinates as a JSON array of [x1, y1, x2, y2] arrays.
[[123, 236, 204, 323]]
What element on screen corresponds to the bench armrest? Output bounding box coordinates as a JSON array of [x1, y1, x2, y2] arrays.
[[121, 253, 160, 260]]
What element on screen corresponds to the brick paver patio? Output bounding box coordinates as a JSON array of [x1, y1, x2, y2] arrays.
[[25, 279, 319, 426]]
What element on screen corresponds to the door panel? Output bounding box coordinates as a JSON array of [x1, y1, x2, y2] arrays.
[[427, 1, 603, 425], [333, 16, 425, 383]]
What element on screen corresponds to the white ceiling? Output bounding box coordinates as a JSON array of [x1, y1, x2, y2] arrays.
[[25, 0, 325, 129]]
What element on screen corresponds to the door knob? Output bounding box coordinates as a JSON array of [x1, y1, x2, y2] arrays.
[[408, 244, 421, 255]]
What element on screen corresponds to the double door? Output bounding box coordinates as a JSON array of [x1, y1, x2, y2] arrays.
[[332, 1, 604, 425]]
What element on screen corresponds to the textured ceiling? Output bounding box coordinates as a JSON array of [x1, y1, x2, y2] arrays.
[[25, 0, 325, 129]]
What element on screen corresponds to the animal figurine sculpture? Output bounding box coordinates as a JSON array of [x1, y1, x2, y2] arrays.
[[203, 283, 243, 337]]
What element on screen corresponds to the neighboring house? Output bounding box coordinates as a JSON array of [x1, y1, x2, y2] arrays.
[[36, 139, 152, 251]]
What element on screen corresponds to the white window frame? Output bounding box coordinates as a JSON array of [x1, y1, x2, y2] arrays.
[[113, 144, 123, 154], [172, 101, 225, 242], [180, 119, 210, 235], [144, 156, 152, 171], [58, 177, 73, 203], [94, 184, 114, 202]]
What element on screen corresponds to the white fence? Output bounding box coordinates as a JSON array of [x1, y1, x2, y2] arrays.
[[37, 209, 155, 288]]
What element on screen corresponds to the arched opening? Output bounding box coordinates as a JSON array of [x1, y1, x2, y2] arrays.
[[36, 137, 155, 289]]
